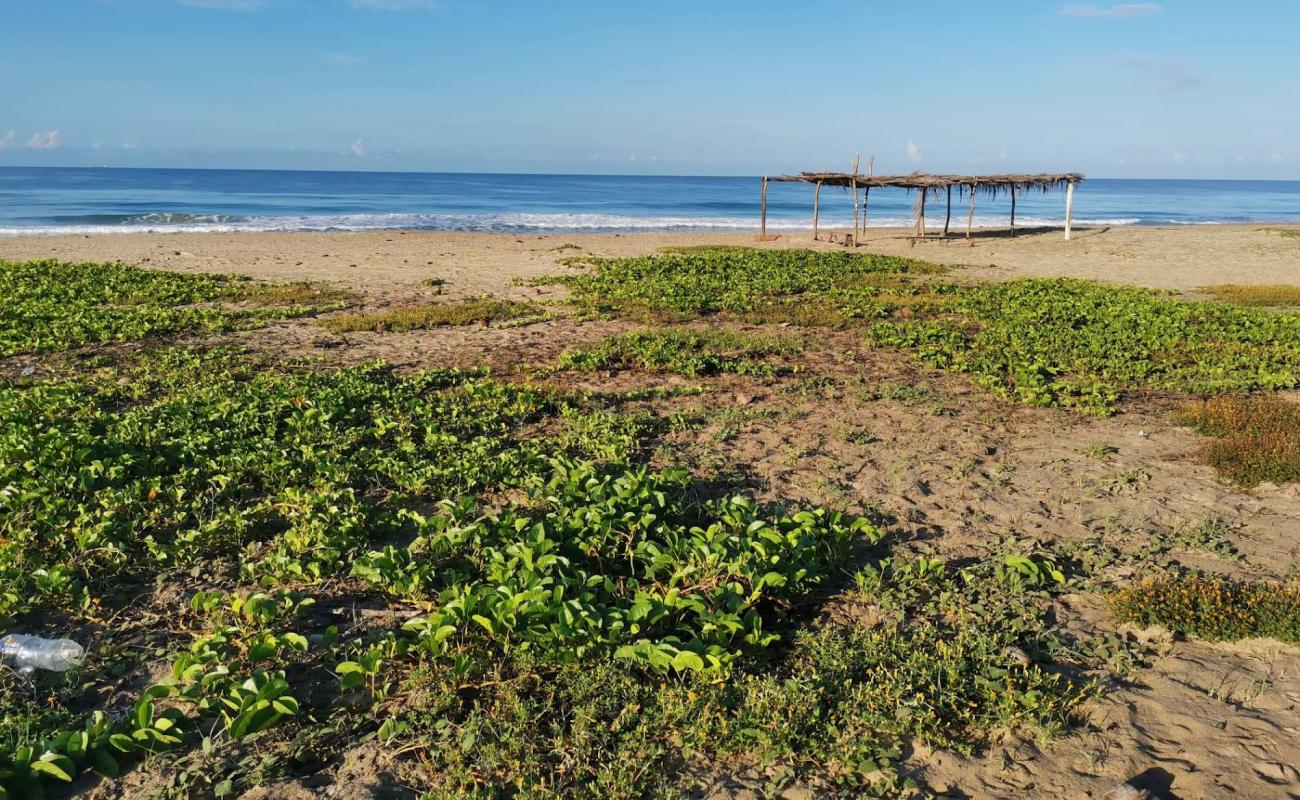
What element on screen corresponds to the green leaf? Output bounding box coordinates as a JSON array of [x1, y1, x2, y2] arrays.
[[30, 754, 76, 782], [92, 748, 120, 779], [271, 697, 299, 716], [670, 650, 705, 672]]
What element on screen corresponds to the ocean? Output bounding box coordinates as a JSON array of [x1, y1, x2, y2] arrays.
[[1, 167, 1298, 236]]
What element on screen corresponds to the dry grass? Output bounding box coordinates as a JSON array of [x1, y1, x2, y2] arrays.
[[1175, 395, 1300, 486], [241, 281, 357, 305], [1258, 226, 1300, 240], [322, 298, 539, 333], [1200, 284, 1300, 307]]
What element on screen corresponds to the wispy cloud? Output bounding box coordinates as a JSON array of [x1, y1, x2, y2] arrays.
[[905, 140, 924, 164], [346, 0, 435, 9], [1060, 3, 1161, 18], [349, 138, 367, 157], [0, 130, 15, 150], [26, 130, 62, 150], [324, 53, 365, 64], [1105, 55, 1208, 92]]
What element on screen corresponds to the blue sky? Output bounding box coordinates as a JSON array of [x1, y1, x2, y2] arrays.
[[1, 0, 1295, 177]]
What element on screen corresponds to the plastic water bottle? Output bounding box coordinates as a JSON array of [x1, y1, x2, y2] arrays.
[[0, 634, 84, 673]]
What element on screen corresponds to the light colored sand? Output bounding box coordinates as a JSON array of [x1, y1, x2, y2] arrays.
[[0, 224, 1297, 297]]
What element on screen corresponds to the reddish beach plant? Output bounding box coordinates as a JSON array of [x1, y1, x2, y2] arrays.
[[1175, 395, 1300, 486], [1113, 574, 1300, 644]]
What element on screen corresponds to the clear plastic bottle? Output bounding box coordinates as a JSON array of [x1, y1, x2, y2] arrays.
[[0, 634, 84, 672]]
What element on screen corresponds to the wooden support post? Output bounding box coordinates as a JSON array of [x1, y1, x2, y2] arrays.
[[760, 175, 768, 238], [812, 181, 822, 241], [1010, 187, 1017, 236], [857, 188, 864, 239], [851, 154, 861, 244], [862, 186, 870, 236], [916, 189, 927, 238], [1064, 181, 1075, 240], [943, 184, 953, 237], [852, 178, 860, 244], [966, 186, 976, 242]]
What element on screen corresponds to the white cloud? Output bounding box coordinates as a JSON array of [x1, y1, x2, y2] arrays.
[[350, 138, 367, 157], [0, 130, 15, 150], [1060, 3, 1161, 17], [347, 0, 435, 9], [324, 53, 365, 64], [905, 140, 924, 164], [121, 142, 138, 150], [26, 130, 61, 150]]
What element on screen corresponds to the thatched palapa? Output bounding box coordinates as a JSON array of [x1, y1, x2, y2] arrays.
[[760, 170, 1084, 243]]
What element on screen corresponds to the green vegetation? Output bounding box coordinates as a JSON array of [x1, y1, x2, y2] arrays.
[[1150, 515, 1242, 561], [368, 554, 1091, 797], [9, 250, 1296, 796], [1113, 575, 1300, 644], [0, 345, 1101, 797], [2, 350, 858, 674], [1200, 284, 1300, 307], [1175, 395, 1300, 486], [0, 259, 1109, 797], [0, 347, 881, 795], [322, 298, 541, 332], [0, 259, 337, 357], [870, 279, 1300, 414], [545, 247, 948, 324], [548, 249, 1300, 415], [556, 327, 802, 376]]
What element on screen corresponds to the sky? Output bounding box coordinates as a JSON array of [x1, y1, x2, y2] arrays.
[[1, 0, 1296, 178]]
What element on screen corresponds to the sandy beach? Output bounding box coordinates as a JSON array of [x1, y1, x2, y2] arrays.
[[3, 225, 1300, 799], [1, 224, 1297, 302], [8, 0, 1300, 796]]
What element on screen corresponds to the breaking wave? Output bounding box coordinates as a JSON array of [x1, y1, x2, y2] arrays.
[[0, 211, 1143, 237]]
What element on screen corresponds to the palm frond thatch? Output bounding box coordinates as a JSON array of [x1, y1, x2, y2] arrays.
[[770, 171, 1082, 199]]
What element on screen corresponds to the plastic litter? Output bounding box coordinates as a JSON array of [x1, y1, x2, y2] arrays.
[[0, 634, 85, 673]]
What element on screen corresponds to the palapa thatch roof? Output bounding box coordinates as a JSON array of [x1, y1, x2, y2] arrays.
[[770, 171, 1082, 199], [759, 165, 1083, 240]]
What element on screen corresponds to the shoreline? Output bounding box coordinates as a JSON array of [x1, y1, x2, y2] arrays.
[[0, 223, 1297, 293], [4, 219, 1300, 239]]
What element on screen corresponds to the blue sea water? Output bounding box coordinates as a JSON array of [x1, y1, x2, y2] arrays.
[[1, 167, 1298, 236]]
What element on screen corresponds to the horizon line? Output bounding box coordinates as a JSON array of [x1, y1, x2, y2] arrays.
[[2, 164, 1300, 183]]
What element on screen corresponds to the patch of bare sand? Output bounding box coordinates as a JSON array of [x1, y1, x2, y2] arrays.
[[1, 224, 1298, 295], [921, 638, 1300, 799], [227, 315, 638, 375]]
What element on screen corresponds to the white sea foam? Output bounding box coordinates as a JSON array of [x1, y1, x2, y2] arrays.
[[0, 212, 1144, 237]]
